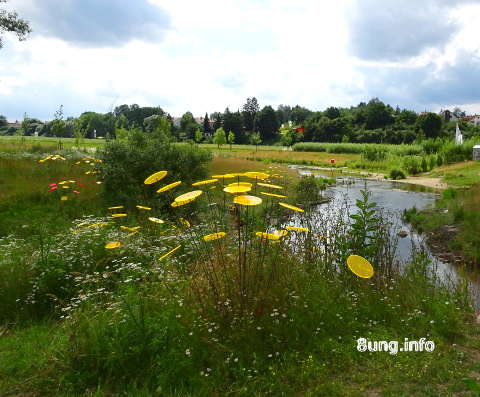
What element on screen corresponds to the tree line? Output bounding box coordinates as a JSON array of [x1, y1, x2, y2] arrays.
[[2, 98, 479, 145]]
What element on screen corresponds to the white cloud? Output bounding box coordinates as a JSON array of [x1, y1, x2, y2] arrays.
[[0, 0, 479, 121]]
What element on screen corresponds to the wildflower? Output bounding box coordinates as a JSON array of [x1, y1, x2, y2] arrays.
[[60, 196, 68, 201], [156, 181, 182, 193], [105, 241, 122, 249], [96, 181, 102, 185], [73, 190, 80, 194], [48, 186, 58, 192], [255, 232, 280, 240], [279, 202, 304, 212], [148, 217, 164, 224], [260, 192, 287, 198], [192, 179, 218, 186], [108, 206, 124, 210], [159, 245, 181, 260], [257, 182, 283, 190], [285, 226, 309, 232], [180, 218, 191, 228], [203, 232, 226, 241], [49, 183, 57, 187], [346, 255, 374, 279], [144, 170, 168, 185], [185, 349, 191, 356], [136, 205, 152, 210], [233, 195, 262, 206]]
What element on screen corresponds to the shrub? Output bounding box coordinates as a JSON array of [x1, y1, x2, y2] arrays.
[[389, 169, 406, 180], [402, 156, 422, 175], [97, 129, 212, 211]]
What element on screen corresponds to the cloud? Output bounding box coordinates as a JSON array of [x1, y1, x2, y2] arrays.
[[347, 0, 475, 61], [359, 50, 480, 110], [8, 0, 171, 47]]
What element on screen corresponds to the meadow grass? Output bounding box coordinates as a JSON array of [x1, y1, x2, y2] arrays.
[[0, 151, 479, 396]]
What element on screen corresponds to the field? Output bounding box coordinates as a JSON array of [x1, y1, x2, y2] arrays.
[[1, 137, 480, 396]]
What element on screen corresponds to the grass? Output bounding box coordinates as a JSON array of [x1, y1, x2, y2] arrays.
[[0, 135, 106, 151], [428, 161, 480, 187], [404, 183, 480, 266], [1, 141, 479, 396]]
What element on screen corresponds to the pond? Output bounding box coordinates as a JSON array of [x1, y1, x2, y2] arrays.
[[290, 165, 480, 310]]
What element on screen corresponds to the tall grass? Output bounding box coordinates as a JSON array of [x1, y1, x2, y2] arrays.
[[0, 167, 475, 395]]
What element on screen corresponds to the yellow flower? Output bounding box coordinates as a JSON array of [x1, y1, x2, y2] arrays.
[[148, 217, 164, 224], [216, 173, 236, 179], [60, 196, 68, 201], [120, 226, 141, 232], [111, 213, 127, 218], [279, 202, 304, 212], [159, 245, 181, 260], [244, 171, 269, 180], [136, 205, 152, 210], [346, 255, 374, 279], [144, 170, 168, 185], [74, 161, 81, 165], [85, 171, 92, 175], [257, 183, 283, 190], [108, 205, 124, 210], [285, 226, 309, 232], [192, 179, 218, 186], [233, 195, 262, 206], [227, 182, 252, 188], [230, 173, 246, 177], [105, 241, 122, 249], [273, 229, 289, 237], [58, 181, 68, 185], [156, 181, 182, 193], [68, 180, 75, 183], [171, 199, 193, 207], [260, 192, 287, 198], [174, 190, 203, 203], [96, 181, 102, 185], [255, 232, 280, 240], [223, 185, 251, 194], [203, 232, 226, 241], [180, 218, 191, 228]]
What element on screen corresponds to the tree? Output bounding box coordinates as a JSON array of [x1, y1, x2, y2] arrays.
[[194, 127, 203, 144], [223, 108, 245, 143], [276, 104, 292, 125], [250, 132, 262, 152], [452, 107, 466, 119], [364, 98, 394, 130], [227, 130, 235, 150], [324, 107, 341, 119], [213, 127, 226, 148], [255, 105, 279, 143], [416, 112, 442, 139], [51, 105, 66, 138], [0, 0, 31, 49], [0, 114, 7, 128], [210, 112, 223, 131], [179, 111, 199, 140], [202, 112, 212, 135], [242, 97, 259, 132], [290, 105, 312, 124]]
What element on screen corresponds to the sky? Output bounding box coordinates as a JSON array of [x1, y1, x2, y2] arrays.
[[1, 0, 480, 121]]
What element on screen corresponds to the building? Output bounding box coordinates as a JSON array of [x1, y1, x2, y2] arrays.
[[461, 115, 480, 126], [439, 109, 459, 123], [473, 145, 480, 161], [7, 120, 21, 129]]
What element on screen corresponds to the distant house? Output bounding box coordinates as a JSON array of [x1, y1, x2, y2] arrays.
[[461, 115, 480, 126], [439, 109, 459, 123], [7, 120, 21, 129]]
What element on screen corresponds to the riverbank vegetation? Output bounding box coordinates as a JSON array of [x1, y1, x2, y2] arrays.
[[1, 129, 479, 396]]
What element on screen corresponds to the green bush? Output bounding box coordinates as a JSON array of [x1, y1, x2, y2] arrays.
[[389, 169, 406, 180], [402, 156, 422, 175], [97, 129, 212, 210]]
